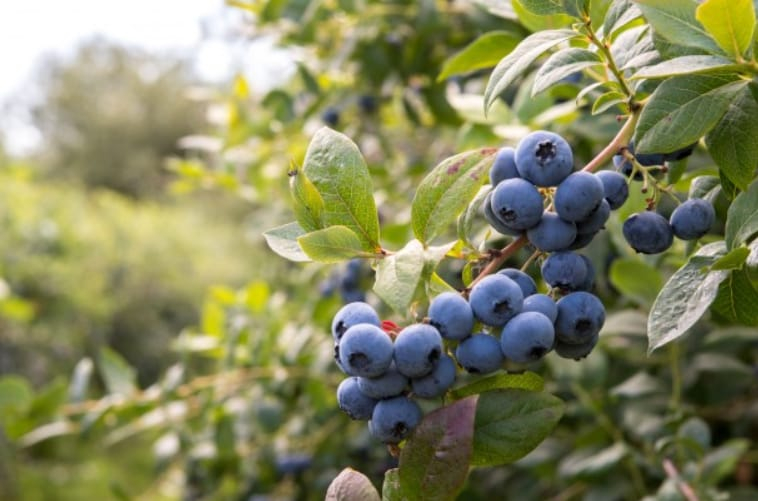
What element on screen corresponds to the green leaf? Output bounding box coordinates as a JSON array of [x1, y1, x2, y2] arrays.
[[706, 86, 758, 191], [484, 29, 578, 111], [373, 240, 427, 315], [457, 185, 491, 245], [696, 0, 755, 58], [532, 48, 603, 96], [0, 376, 33, 416], [297, 226, 374, 263], [609, 258, 664, 305], [701, 439, 751, 485], [711, 267, 758, 325], [633, 0, 723, 54], [472, 389, 564, 466], [725, 180, 758, 250], [411, 148, 497, 244], [382, 469, 401, 501], [289, 167, 324, 232], [520, 0, 566, 15], [438, 32, 521, 81], [450, 372, 545, 400], [399, 397, 477, 501], [592, 90, 626, 114], [512, 0, 575, 31], [603, 0, 641, 36], [558, 443, 628, 479], [632, 55, 738, 79], [647, 242, 730, 353], [634, 73, 747, 154], [98, 347, 137, 396], [589, 0, 613, 28], [263, 222, 312, 262], [711, 246, 750, 271], [610, 25, 650, 69], [562, 0, 589, 18], [302, 128, 380, 251], [325, 468, 381, 501], [688, 175, 721, 202]]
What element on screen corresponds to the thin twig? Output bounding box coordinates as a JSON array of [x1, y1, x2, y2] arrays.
[[663, 458, 700, 501]]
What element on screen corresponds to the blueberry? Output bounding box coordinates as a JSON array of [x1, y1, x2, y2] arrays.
[[394, 324, 443, 378], [497, 268, 538, 297], [490, 178, 545, 230], [468, 274, 524, 326], [515, 130, 574, 187], [500, 312, 555, 363], [554, 333, 599, 360], [576, 199, 610, 235], [554, 291, 605, 345], [483, 192, 522, 236], [428, 292, 474, 341], [340, 288, 366, 304], [577, 254, 596, 292], [595, 170, 629, 210], [614, 141, 665, 174], [622, 211, 674, 254], [358, 364, 408, 399], [566, 231, 598, 250], [527, 212, 577, 252], [331, 302, 381, 341], [337, 377, 378, 420], [669, 199, 714, 240], [455, 333, 504, 374], [554, 172, 605, 222], [489, 147, 519, 186], [322, 107, 340, 127], [369, 396, 422, 443], [663, 141, 697, 161], [522, 293, 558, 322], [275, 454, 312, 476], [358, 95, 378, 114], [541, 251, 588, 291], [334, 342, 348, 374], [339, 324, 394, 377], [411, 354, 457, 398]]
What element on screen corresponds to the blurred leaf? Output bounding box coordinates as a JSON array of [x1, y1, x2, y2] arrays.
[[68, 357, 93, 403], [399, 397, 477, 501], [326, 468, 381, 501], [382, 469, 401, 501], [98, 347, 137, 396], [711, 246, 750, 271], [302, 128, 380, 251], [725, 180, 758, 249], [263, 222, 312, 263], [602, 310, 648, 336], [695, 0, 755, 58], [711, 268, 758, 325], [634, 74, 747, 154], [484, 29, 578, 111], [610, 372, 664, 398], [558, 443, 628, 478], [701, 439, 750, 484], [18, 421, 77, 448], [648, 242, 729, 353], [633, 0, 723, 54], [472, 389, 564, 466], [451, 372, 544, 400], [438, 32, 520, 81], [519, 0, 567, 15], [706, 86, 758, 191], [411, 148, 497, 244], [609, 258, 663, 305], [0, 376, 33, 416], [244, 281, 270, 313], [632, 55, 737, 79], [298, 226, 375, 263], [532, 48, 602, 96], [512, 0, 575, 30]]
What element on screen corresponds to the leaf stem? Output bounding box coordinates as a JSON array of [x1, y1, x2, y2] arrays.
[[583, 21, 636, 106], [663, 458, 700, 501]]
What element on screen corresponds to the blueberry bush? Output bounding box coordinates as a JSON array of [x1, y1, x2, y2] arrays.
[[3, 1, 757, 500]]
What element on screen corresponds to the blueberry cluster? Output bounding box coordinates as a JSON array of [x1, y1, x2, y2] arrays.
[[320, 259, 369, 303], [613, 145, 715, 254]]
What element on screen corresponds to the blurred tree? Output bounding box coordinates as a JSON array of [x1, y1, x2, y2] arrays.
[[30, 39, 205, 198]]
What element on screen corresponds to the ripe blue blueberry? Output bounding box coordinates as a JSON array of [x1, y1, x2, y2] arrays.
[[339, 324, 394, 377], [576, 199, 610, 235], [369, 396, 422, 443], [490, 178, 545, 230], [663, 141, 697, 161], [357, 364, 408, 399], [322, 107, 340, 127], [613, 141, 665, 179], [554, 291, 606, 345], [577, 254, 596, 292], [497, 268, 538, 297], [358, 95, 378, 114], [515, 130, 574, 187], [411, 354, 457, 398], [394, 323, 444, 378], [468, 274, 524, 326], [527, 212, 577, 252], [595, 170, 629, 210], [483, 192, 521, 236], [522, 293, 558, 322], [567, 231, 597, 250], [331, 301, 380, 341], [541, 251, 588, 291], [554, 172, 605, 222], [455, 333, 504, 374], [489, 147, 519, 186], [500, 312, 555, 364], [554, 333, 598, 360], [669, 198, 714, 240], [623, 211, 674, 254], [337, 377, 377, 420], [428, 292, 474, 340], [275, 454, 312, 476]]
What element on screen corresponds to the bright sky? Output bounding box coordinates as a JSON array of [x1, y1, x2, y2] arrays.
[[0, 0, 294, 154]]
